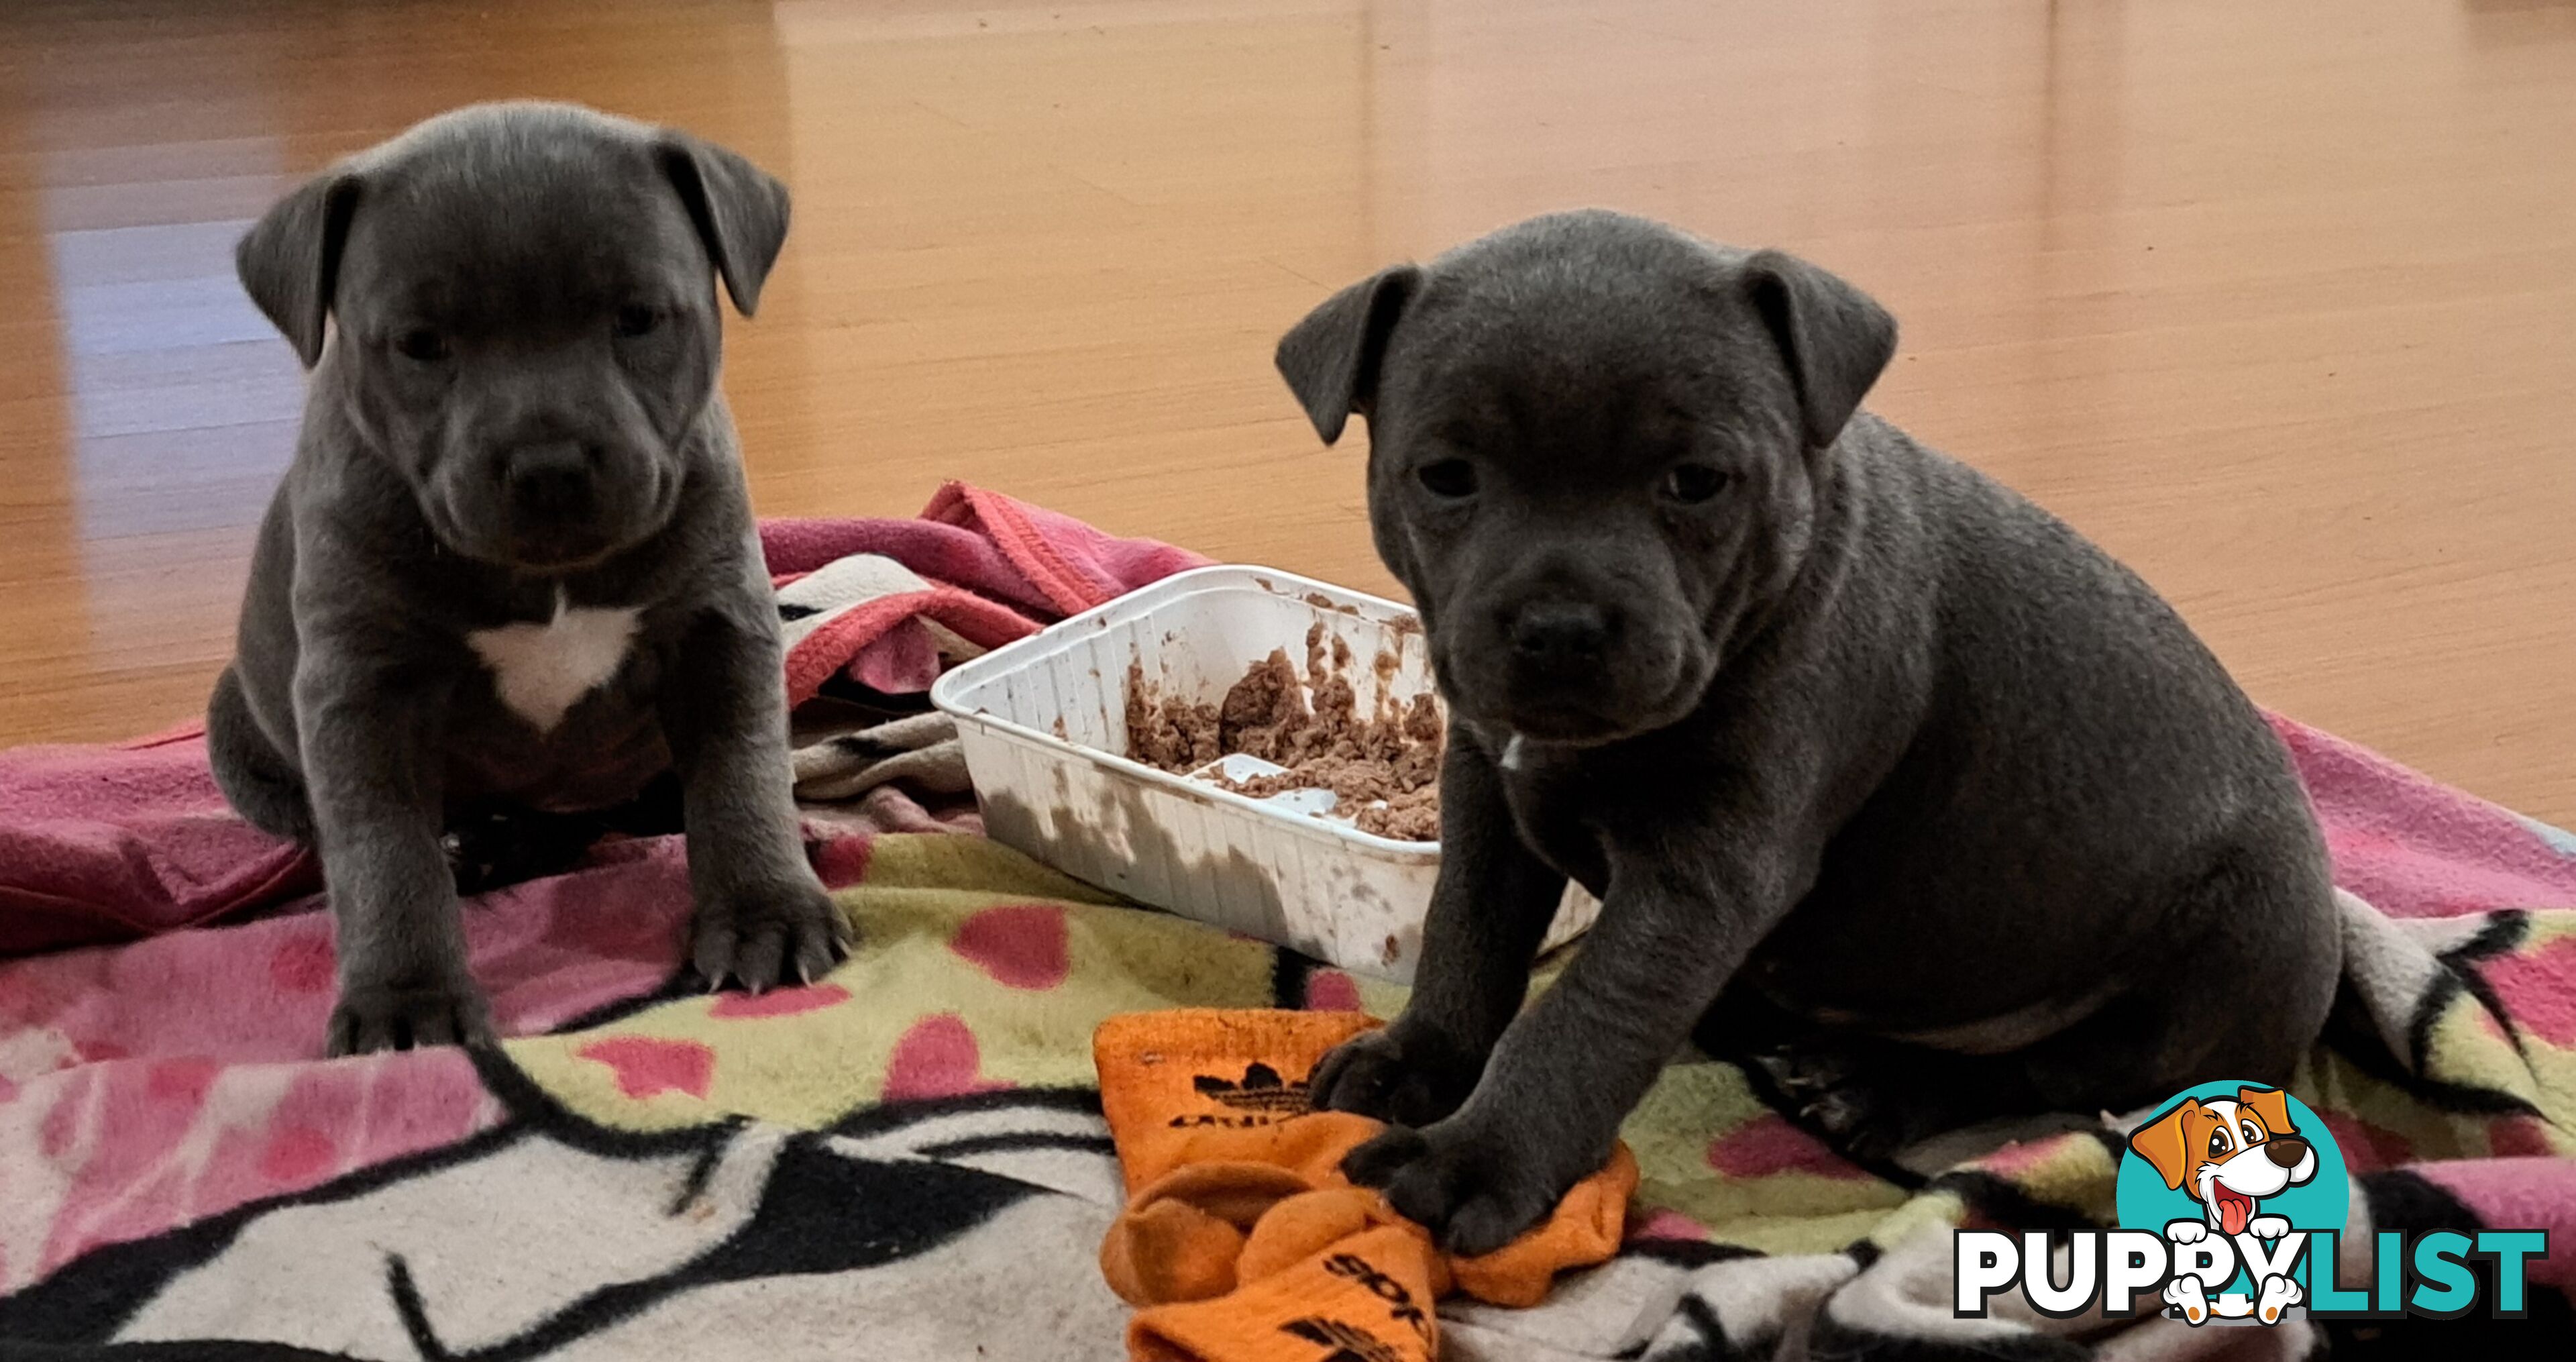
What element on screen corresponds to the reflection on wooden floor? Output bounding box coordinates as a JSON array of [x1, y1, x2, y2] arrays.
[[1, 0, 2571, 821]]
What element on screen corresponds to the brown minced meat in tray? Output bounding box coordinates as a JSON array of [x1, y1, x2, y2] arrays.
[[1123, 624, 1442, 841]]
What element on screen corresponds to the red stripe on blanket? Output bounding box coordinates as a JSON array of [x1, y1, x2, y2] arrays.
[[782, 587, 1040, 706], [922, 482, 1106, 616]]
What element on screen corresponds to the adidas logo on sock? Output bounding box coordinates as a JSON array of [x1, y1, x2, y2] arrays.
[[1279, 1316, 1402, 1362], [1191, 1061, 1311, 1114]]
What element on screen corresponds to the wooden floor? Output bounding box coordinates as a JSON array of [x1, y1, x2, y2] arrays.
[[1, 0, 2571, 823]]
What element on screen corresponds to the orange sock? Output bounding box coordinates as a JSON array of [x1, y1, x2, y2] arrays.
[[1093, 1010, 1639, 1359], [1096, 1008, 1382, 1193], [1450, 1143, 1637, 1308], [1131, 1224, 1442, 1362], [1101, 1163, 1318, 1306]]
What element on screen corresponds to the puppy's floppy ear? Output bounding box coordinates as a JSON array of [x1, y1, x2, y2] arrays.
[[2128, 1098, 2204, 1191], [236, 170, 362, 369], [657, 132, 791, 316], [1743, 248, 1896, 451], [1276, 264, 1421, 446], [2237, 1086, 2296, 1136]]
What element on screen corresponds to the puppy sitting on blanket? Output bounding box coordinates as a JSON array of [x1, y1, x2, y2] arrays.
[[209, 103, 843, 1055], [1281, 211, 2344, 1255]]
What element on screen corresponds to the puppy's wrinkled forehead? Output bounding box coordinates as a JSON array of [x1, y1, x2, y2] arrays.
[[339, 114, 699, 329], [1382, 231, 1796, 466]]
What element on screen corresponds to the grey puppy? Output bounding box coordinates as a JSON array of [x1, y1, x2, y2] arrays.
[[1281, 211, 2342, 1256], [209, 103, 844, 1055]]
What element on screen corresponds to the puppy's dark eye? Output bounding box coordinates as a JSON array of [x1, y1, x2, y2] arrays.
[[394, 329, 450, 362], [1416, 460, 1477, 499], [2208, 1129, 2231, 1157], [613, 305, 663, 339], [1662, 463, 1728, 504]]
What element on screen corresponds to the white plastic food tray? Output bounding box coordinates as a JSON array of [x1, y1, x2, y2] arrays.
[[929, 564, 1598, 982]]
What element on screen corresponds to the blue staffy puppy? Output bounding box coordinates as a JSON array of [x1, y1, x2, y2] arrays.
[[209, 103, 843, 1055], [1283, 210, 2343, 1255]]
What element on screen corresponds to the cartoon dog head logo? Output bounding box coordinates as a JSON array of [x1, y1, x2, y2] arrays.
[[1966, 1085, 2535, 1327], [2127, 1086, 2320, 1238], [2115, 1082, 2347, 1326]]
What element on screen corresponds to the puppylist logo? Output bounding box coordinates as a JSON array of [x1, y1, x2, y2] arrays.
[[1954, 1082, 2551, 1324]]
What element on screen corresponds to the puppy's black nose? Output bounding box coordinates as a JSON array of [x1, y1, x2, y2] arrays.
[[2265, 1136, 2308, 1167], [1509, 601, 1612, 667], [505, 442, 597, 520]]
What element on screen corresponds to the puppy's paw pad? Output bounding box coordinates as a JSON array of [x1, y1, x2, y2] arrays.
[[1754, 1045, 1925, 1160], [1798, 1092, 1914, 1162], [1799, 1089, 1872, 1137], [1752, 1047, 1857, 1099]]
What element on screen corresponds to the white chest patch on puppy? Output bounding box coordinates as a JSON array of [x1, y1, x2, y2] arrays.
[[466, 590, 642, 733]]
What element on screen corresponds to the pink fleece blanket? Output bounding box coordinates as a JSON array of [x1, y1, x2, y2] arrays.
[[0, 483, 1204, 957], [0, 492, 2569, 1356]]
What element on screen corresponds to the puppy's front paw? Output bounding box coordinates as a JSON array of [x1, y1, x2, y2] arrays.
[[2164, 1218, 2208, 1245], [691, 876, 851, 992], [2247, 1214, 2290, 1240], [1307, 1024, 1480, 1129], [1340, 1118, 1574, 1258], [328, 980, 496, 1055]]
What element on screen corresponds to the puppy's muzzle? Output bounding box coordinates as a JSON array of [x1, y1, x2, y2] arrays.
[[1493, 598, 1631, 737], [1509, 600, 1615, 671], [504, 441, 602, 524], [486, 439, 634, 569]]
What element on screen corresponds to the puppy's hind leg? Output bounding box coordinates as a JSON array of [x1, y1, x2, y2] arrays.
[[209, 665, 315, 843], [447, 772, 689, 894], [1697, 986, 2060, 1165], [2023, 837, 2342, 1117], [445, 802, 614, 896], [1752, 1037, 2057, 1167]]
